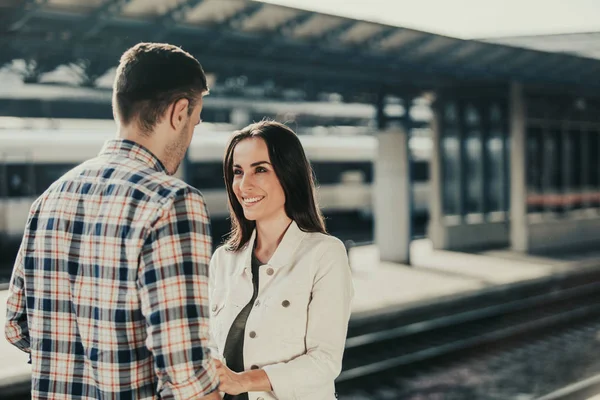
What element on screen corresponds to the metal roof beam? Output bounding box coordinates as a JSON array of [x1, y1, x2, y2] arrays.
[[363, 28, 400, 50], [415, 40, 467, 64], [203, 2, 266, 51], [581, 64, 600, 83], [218, 2, 264, 30], [523, 53, 565, 78], [153, 0, 206, 42], [459, 46, 513, 66], [81, 0, 134, 39], [394, 35, 438, 61], [304, 20, 357, 60], [316, 20, 356, 44], [497, 50, 539, 74], [9, 0, 51, 31], [275, 12, 314, 36], [548, 57, 589, 81], [258, 12, 315, 56]]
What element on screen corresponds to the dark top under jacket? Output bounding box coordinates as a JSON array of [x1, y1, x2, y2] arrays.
[[223, 252, 261, 400]]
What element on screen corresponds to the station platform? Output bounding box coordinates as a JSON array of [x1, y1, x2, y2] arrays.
[[348, 239, 600, 320], [2, 239, 600, 393]]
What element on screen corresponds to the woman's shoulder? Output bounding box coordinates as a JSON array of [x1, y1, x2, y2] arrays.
[[210, 244, 240, 269], [301, 231, 347, 259], [211, 244, 242, 262]]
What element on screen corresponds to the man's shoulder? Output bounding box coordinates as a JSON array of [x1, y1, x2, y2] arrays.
[[109, 162, 205, 209]]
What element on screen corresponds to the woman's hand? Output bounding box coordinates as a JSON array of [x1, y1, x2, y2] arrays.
[[214, 359, 248, 395]]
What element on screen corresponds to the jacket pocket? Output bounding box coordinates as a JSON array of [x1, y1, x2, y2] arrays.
[[209, 290, 228, 350], [265, 288, 310, 345]]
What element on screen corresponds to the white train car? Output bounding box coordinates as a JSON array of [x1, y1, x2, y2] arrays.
[[0, 117, 431, 248]]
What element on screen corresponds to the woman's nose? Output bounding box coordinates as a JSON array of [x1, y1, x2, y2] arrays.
[[239, 173, 254, 190]]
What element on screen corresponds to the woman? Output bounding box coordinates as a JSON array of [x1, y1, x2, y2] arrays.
[[209, 120, 354, 400]]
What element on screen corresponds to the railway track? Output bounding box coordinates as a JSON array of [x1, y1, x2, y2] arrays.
[[337, 265, 600, 396], [535, 373, 600, 400]]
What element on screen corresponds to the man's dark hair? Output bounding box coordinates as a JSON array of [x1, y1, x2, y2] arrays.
[[112, 42, 208, 133], [223, 120, 327, 251]]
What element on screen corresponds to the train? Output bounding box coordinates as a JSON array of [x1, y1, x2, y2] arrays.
[[0, 117, 431, 265], [0, 83, 380, 128]]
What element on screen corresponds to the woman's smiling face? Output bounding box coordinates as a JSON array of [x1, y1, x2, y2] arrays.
[[231, 137, 286, 223]]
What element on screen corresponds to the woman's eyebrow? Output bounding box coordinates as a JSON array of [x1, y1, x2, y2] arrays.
[[233, 161, 271, 168]]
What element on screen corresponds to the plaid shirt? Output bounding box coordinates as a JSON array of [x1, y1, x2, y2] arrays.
[[5, 139, 219, 399]]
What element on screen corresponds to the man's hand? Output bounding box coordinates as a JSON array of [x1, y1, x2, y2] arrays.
[[214, 359, 248, 395]]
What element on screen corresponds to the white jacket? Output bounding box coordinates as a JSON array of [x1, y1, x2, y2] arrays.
[[208, 221, 354, 400]]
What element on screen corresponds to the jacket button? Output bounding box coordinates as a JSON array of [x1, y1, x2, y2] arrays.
[[257, 397, 264, 400], [282, 300, 290, 308], [249, 331, 257, 338], [266, 268, 274, 276], [251, 364, 259, 370]]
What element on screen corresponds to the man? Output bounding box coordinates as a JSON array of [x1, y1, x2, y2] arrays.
[[5, 43, 220, 400]]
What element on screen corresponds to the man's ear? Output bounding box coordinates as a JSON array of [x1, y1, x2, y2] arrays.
[[169, 98, 190, 130]]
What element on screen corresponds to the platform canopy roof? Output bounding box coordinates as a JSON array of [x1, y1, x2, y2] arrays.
[[1, 0, 599, 100], [483, 31, 600, 61]]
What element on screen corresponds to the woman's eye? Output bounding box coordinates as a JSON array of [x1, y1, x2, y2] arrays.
[[233, 169, 242, 175], [256, 167, 267, 173]]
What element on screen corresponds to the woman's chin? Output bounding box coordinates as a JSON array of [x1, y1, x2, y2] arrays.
[[242, 210, 258, 221]]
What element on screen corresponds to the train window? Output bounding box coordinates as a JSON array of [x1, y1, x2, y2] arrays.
[[526, 127, 544, 213], [34, 164, 77, 195], [411, 161, 429, 182], [443, 103, 458, 123], [464, 127, 484, 214], [311, 162, 373, 185], [186, 162, 226, 190], [567, 130, 582, 210], [5, 164, 34, 198], [543, 129, 563, 213], [490, 103, 503, 123], [589, 132, 600, 207], [441, 128, 461, 216], [485, 131, 505, 213], [464, 103, 480, 126]]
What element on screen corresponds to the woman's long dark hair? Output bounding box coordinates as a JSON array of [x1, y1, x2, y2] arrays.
[[223, 120, 326, 251]]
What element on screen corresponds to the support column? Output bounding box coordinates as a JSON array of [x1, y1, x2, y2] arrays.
[[374, 124, 411, 264], [509, 82, 529, 252], [428, 99, 446, 248]]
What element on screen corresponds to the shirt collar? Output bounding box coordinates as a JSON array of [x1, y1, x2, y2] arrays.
[[99, 139, 167, 174], [237, 220, 307, 274]]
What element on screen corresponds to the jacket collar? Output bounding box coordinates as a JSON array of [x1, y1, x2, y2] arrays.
[[99, 139, 167, 174], [237, 220, 306, 274]]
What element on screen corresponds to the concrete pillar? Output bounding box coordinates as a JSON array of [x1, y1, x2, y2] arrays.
[[509, 82, 529, 252], [374, 125, 411, 264], [427, 100, 446, 249]]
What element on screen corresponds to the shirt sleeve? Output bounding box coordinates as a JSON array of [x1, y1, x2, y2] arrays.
[[137, 187, 219, 399], [4, 202, 40, 354], [262, 238, 355, 399], [4, 231, 31, 353]]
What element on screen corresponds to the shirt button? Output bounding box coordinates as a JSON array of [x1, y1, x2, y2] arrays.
[[251, 364, 259, 370], [282, 300, 290, 308], [249, 331, 257, 338], [266, 268, 274, 276]]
